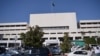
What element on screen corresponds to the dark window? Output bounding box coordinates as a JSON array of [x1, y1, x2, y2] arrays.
[[58, 37, 63, 41], [21, 25, 27, 26], [0, 34, 3, 39], [50, 33, 56, 34], [50, 37, 56, 39], [93, 22, 97, 24], [81, 27, 86, 29], [80, 23, 86, 25], [10, 25, 15, 27], [69, 37, 73, 41], [0, 30, 4, 31], [11, 34, 16, 35], [71, 32, 76, 34], [2, 38, 8, 40], [0, 25, 4, 27], [10, 38, 15, 40], [5, 25, 10, 27], [44, 33, 49, 34], [16, 25, 21, 27], [87, 23, 92, 24], [98, 31, 100, 33], [43, 38, 48, 40], [40, 26, 69, 30], [57, 32, 63, 34], [18, 38, 21, 40], [75, 37, 81, 40]]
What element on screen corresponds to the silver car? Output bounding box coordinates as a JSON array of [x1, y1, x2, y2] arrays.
[[66, 50, 93, 56]]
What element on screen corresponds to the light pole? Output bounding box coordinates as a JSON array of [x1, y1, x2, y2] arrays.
[[14, 36, 17, 48]]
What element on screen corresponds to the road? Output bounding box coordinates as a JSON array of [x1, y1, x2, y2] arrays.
[[53, 54, 66, 56]]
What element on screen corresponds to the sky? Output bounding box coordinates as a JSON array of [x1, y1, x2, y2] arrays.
[[0, 0, 100, 23]]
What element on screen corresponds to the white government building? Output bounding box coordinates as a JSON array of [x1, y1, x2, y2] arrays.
[[0, 12, 100, 47]]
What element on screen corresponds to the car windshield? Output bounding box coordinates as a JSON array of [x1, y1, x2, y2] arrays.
[[26, 47, 49, 54], [32, 48, 49, 54], [74, 51, 88, 55], [52, 47, 58, 49]]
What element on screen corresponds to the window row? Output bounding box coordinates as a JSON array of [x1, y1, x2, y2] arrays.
[[0, 25, 27, 27], [80, 22, 100, 25], [44, 31, 100, 34], [0, 38, 21, 40], [44, 32, 68, 34], [81, 27, 100, 29], [0, 29, 26, 31], [40, 26, 69, 30]]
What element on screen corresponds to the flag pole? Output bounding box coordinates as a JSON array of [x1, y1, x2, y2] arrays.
[[51, 0, 55, 13]]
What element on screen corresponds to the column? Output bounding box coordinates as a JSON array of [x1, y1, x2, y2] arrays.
[[19, 41, 21, 47], [7, 34, 10, 47], [73, 36, 75, 40]]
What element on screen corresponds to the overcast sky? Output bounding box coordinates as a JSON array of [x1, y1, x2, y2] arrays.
[[0, 0, 100, 23]]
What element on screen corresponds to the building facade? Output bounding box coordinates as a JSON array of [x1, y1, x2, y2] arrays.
[[0, 22, 28, 47], [30, 12, 100, 46], [79, 20, 100, 38], [0, 12, 100, 47]]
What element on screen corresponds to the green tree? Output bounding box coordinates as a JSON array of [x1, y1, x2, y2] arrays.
[[84, 37, 96, 50], [84, 37, 90, 45], [97, 38, 100, 44], [84, 37, 96, 45], [20, 25, 44, 47], [90, 37, 96, 44], [60, 33, 71, 53]]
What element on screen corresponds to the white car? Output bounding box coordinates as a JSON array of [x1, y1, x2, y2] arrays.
[[67, 50, 93, 56]]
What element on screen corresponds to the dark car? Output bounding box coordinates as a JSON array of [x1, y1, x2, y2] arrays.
[[0, 47, 6, 55], [23, 47, 52, 56], [49, 46, 61, 55], [0, 47, 11, 56]]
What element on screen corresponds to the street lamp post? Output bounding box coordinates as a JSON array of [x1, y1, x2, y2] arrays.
[[14, 36, 17, 48]]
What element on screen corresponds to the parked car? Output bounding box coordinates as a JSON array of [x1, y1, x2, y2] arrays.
[[7, 49, 20, 56], [49, 46, 61, 55], [23, 47, 52, 56], [0, 47, 11, 56], [66, 50, 93, 56]]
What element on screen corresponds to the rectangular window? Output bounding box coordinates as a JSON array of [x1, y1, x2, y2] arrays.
[[50, 33, 56, 34], [50, 37, 56, 39], [44, 33, 49, 34], [57, 32, 63, 34], [2, 38, 8, 40], [80, 23, 86, 25], [40, 26, 69, 30]]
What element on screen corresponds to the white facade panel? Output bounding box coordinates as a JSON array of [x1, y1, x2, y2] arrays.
[[30, 12, 77, 31], [29, 12, 81, 45]]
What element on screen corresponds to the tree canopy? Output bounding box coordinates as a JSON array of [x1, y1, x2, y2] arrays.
[[60, 33, 71, 53], [20, 25, 44, 47]]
